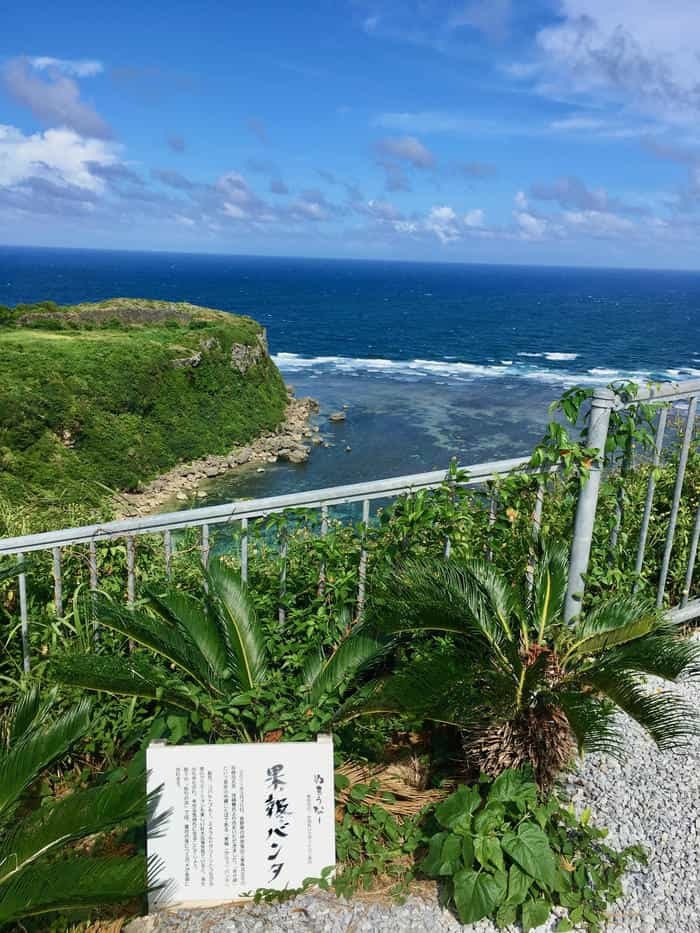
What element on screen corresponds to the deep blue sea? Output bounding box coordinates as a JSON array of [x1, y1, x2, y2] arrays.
[[3, 245, 700, 501]]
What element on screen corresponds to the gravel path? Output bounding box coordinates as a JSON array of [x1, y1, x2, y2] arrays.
[[133, 665, 700, 933]]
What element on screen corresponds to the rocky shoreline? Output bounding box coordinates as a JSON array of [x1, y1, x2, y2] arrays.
[[116, 388, 321, 517]]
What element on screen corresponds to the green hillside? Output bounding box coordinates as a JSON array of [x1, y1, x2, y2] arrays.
[[0, 298, 287, 515]]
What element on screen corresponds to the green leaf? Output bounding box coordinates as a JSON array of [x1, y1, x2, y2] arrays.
[[420, 832, 448, 877], [474, 801, 506, 834], [435, 785, 482, 830], [439, 835, 463, 876], [501, 823, 558, 890], [453, 868, 507, 924], [495, 903, 517, 929], [522, 897, 552, 932], [506, 864, 532, 906], [461, 835, 475, 867], [488, 768, 538, 807], [474, 835, 504, 872], [555, 919, 574, 932]]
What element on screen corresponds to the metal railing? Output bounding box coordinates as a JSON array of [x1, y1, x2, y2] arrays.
[[564, 378, 700, 622], [1, 377, 699, 672], [1, 455, 541, 672]]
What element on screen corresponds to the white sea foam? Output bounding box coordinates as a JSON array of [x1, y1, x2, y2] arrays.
[[544, 352, 578, 361], [273, 352, 700, 389]]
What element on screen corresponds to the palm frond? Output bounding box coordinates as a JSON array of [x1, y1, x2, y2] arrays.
[[338, 649, 497, 731], [371, 558, 512, 653], [585, 669, 700, 750], [0, 700, 90, 818], [0, 855, 148, 924], [597, 622, 700, 682], [7, 687, 52, 745], [530, 541, 568, 642], [147, 586, 229, 680], [93, 597, 217, 692], [51, 654, 199, 712], [205, 559, 268, 691], [566, 596, 659, 661], [0, 775, 146, 886], [557, 690, 622, 757], [303, 625, 386, 705]]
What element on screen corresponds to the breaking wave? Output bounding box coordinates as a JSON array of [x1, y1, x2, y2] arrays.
[[273, 352, 700, 388]]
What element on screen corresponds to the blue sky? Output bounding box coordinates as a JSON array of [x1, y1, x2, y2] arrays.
[[2, 1, 700, 267]]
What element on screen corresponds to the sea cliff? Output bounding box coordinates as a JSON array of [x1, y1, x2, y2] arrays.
[[0, 298, 305, 522]]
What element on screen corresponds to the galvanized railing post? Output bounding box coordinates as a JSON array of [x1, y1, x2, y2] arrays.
[[17, 552, 30, 673], [564, 387, 616, 621]]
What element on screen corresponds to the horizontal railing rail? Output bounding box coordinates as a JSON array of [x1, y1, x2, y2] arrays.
[[0, 456, 534, 556]]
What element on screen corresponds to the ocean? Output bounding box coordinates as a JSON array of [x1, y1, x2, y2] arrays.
[[2, 245, 700, 501]]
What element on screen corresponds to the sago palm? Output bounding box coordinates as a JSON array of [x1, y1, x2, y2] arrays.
[[0, 688, 148, 926], [345, 542, 700, 787], [54, 559, 381, 738]]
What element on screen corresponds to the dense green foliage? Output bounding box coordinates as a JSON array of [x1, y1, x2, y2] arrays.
[[0, 380, 698, 926], [0, 689, 147, 928], [0, 299, 287, 517], [346, 542, 700, 786], [420, 768, 646, 931]]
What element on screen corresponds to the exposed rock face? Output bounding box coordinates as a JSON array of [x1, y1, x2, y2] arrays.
[[230, 330, 269, 374], [329, 411, 346, 422], [116, 390, 320, 517]]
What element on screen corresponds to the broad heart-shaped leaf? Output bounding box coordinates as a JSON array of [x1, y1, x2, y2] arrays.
[[488, 768, 538, 808], [522, 897, 552, 932], [435, 785, 482, 830], [501, 823, 558, 890], [495, 903, 517, 929], [462, 835, 475, 867], [438, 834, 463, 876], [453, 868, 507, 924], [421, 832, 448, 877], [473, 801, 505, 834], [474, 835, 505, 872], [506, 863, 532, 906]]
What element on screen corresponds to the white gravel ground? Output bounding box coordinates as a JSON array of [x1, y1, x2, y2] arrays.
[[134, 660, 700, 933]]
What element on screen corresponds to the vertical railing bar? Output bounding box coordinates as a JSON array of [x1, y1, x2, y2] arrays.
[[240, 518, 248, 582], [356, 498, 370, 619], [656, 396, 697, 608], [444, 465, 457, 560], [486, 488, 497, 562], [681, 501, 700, 608], [633, 407, 668, 590], [318, 504, 329, 596], [88, 540, 99, 641], [164, 530, 173, 580], [17, 552, 30, 674], [527, 482, 545, 592], [201, 523, 210, 569], [52, 546, 63, 617], [126, 535, 136, 607], [278, 529, 287, 626], [565, 388, 616, 621], [89, 540, 98, 591]]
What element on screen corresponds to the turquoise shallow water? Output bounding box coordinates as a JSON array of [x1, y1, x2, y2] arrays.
[[3, 245, 698, 501]]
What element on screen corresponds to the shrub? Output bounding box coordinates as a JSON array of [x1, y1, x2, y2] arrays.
[[420, 768, 646, 931]]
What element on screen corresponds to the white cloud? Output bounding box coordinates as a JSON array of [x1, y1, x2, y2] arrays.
[[0, 125, 119, 191], [376, 135, 434, 168], [514, 190, 529, 209], [2, 57, 111, 138], [514, 210, 548, 240], [426, 205, 460, 242], [534, 1, 700, 125], [28, 57, 104, 78], [464, 208, 485, 227]]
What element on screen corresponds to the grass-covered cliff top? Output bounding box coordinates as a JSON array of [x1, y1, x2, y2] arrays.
[[0, 299, 287, 524]]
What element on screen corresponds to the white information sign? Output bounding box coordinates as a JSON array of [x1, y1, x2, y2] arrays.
[[147, 735, 335, 906]]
